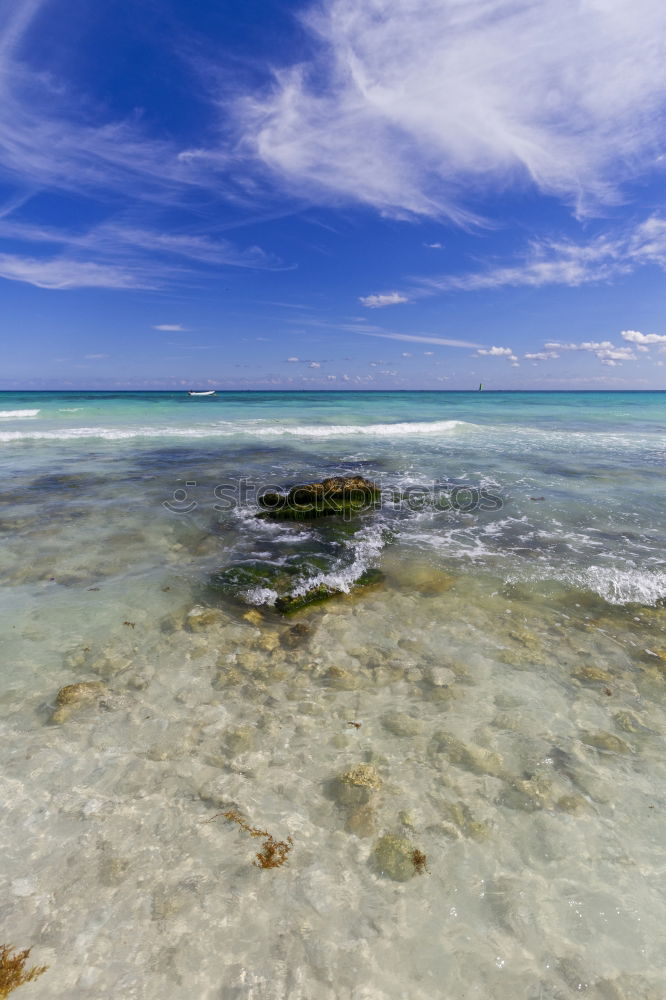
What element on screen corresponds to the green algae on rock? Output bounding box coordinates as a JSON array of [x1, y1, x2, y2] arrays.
[[275, 568, 383, 615], [369, 834, 426, 882], [257, 476, 381, 521]]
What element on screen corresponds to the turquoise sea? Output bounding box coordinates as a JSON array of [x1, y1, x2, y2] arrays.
[[1, 390, 665, 999]]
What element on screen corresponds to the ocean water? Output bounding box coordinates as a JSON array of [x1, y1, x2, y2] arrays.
[[1, 390, 665, 999]]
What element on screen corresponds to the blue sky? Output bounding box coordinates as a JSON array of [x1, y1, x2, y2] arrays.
[[1, 0, 666, 390]]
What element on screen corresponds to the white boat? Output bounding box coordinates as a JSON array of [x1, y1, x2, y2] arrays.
[[187, 390, 216, 396]]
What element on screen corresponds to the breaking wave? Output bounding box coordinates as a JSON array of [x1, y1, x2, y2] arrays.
[[0, 409, 40, 418], [0, 419, 470, 444]]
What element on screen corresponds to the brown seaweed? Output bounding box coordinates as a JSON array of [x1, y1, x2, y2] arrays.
[[214, 809, 293, 869], [0, 944, 48, 998]]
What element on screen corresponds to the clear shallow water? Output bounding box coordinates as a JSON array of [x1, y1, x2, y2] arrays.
[[1, 390, 665, 999]]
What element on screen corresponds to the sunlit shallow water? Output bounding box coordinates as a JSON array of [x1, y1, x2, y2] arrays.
[[1, 391, 665, 999]]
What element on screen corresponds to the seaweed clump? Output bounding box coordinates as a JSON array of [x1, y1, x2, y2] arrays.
[[220, 810, 293, 870], [0, 944, 48, 998], [412, 849, 429, 875]]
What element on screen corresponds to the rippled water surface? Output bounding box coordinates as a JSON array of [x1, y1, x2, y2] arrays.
[[1, 390, 665, 999]]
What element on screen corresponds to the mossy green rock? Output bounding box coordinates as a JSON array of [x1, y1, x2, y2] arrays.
[[275, 568, 383, 615], [370, 834, 418, 882], [258, 476, 381, 521]]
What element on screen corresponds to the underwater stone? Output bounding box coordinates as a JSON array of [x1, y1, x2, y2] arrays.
[[572, 665, 613, 686], [613, 710, 648, 735], [325, 666, 360, 690], [556, 794, 587, 814], [51, 681, 106, 723], [369, 834, 419, 882], [242, 609, 264, 626], [431, 731, 504, 777], [381, 711, 424, 737], [345, 805, 377, 838], [426, 666, 456, 688], [580, 730, 631, 754], [186, 606, 227, 631], [333, 763, 382, 807]]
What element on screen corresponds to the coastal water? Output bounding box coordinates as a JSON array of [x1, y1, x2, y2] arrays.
[[1, 390, 665, 998]]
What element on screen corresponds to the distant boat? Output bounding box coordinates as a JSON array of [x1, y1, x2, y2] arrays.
[[478, 383, 484, 391], [187, 390, 216, 396]]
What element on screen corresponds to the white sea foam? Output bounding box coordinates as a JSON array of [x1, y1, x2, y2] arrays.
[[0, 409, 40, 418], [0, 418, 470, 444], [290, 522, 388, 598], [508, 565, 666, 606]]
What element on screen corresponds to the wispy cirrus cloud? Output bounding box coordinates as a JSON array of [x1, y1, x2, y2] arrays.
[[0, 0, 287, 290], [236, 0, 666, 219], [374, 214, 666, 303], [353, 329, 481, 349]]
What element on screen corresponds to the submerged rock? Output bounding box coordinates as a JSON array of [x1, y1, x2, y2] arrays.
[[580, 730, 631, 754], [332, 763, 382, 807], [51, 681, 106, 723], [430, 731, 504, 777], [258, 476, 381, 521], [369, 833, 424, 882], [275, 568, 383, 615]]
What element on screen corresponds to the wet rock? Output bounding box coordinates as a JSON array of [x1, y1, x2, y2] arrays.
[[426, 666, 456, 688], [580, 730, 631, 754], [185, 606, 227, 631], [556, 794, 587, 814], [499, 776, 551, 812], [332, 763, 382, 807], [224, 726, 255, 756], [430, 731, 504, 777], [345, 805, 377, 838], [369, 833, 420, 882], [258, 476, 381, 521], [572, 665, 613, 686], [275, 568, 383, 615], [613, 710, 649, 735], [51, 681, 106, 723], [381, 711, 424, 737], [281, 622, 311, 647], [325, 666, 360, 690], [242, 609, 264, 626], [439, 800, 490, 840]]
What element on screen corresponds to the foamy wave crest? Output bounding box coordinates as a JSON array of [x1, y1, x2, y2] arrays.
[[0, 419, 470, 444], [509, 565, 666, 606], [256, 419, 470, 438], [291, 522, 388, 598], [0, 409, 40, 418]]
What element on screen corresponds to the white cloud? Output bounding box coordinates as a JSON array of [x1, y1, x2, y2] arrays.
[[359, 291, 409, 308], [154, 324, 187, 332], [84, 353, 109, 360], [286, 356, 300, 362], [415, 215, 666, 296], [308, 361, 321, 368], [546, 340, 637, 365], [423, 351, 434, 356], [0, 253, 146, 289], [401, 352, 412, 357], [424, 242, 443, 249], [524, 351, 559, 361], [475, 346, 517, 362], [621, 329, 666, 345], [237, 0, 666, 219]]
